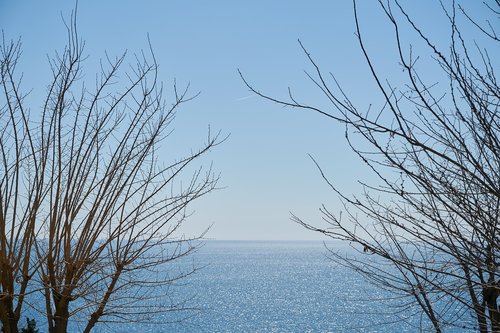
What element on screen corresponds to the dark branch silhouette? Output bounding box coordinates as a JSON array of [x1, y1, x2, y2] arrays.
[[241, 0, 498, 332], [0, 10, 224, 333]]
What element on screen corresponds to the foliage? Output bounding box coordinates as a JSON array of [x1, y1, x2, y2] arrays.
[[20, 318, 38, 333]]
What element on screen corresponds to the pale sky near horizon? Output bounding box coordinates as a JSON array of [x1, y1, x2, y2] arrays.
[[0, 1, 490, 240]]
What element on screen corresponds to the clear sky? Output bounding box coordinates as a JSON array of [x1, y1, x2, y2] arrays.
[[0, 1, 489, 240]]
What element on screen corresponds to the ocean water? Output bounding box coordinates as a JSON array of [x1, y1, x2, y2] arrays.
[[24, 241, 470, 332], [94, 241, 424, 332]]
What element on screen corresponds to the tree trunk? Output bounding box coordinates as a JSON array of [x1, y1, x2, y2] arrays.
[[52, 298, 70, 333], [484, 283, 500, 333], [0, 297, 19, 333]]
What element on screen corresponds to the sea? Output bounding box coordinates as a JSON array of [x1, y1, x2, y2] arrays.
[[25, 241, 471, 332]]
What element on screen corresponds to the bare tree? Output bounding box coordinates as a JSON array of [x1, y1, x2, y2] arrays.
[[1, 12, 223, 333], [241, 0, 498, 332]]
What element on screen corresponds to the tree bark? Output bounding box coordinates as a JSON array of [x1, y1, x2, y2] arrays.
[[52, 298, 70, 333], [0, 296, 18, 333]]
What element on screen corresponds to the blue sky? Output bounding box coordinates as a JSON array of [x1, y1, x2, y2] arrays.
[[0, 1, 489, 240]]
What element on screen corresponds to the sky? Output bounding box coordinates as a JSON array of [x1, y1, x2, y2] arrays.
[[0, 1, 491, 240]]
